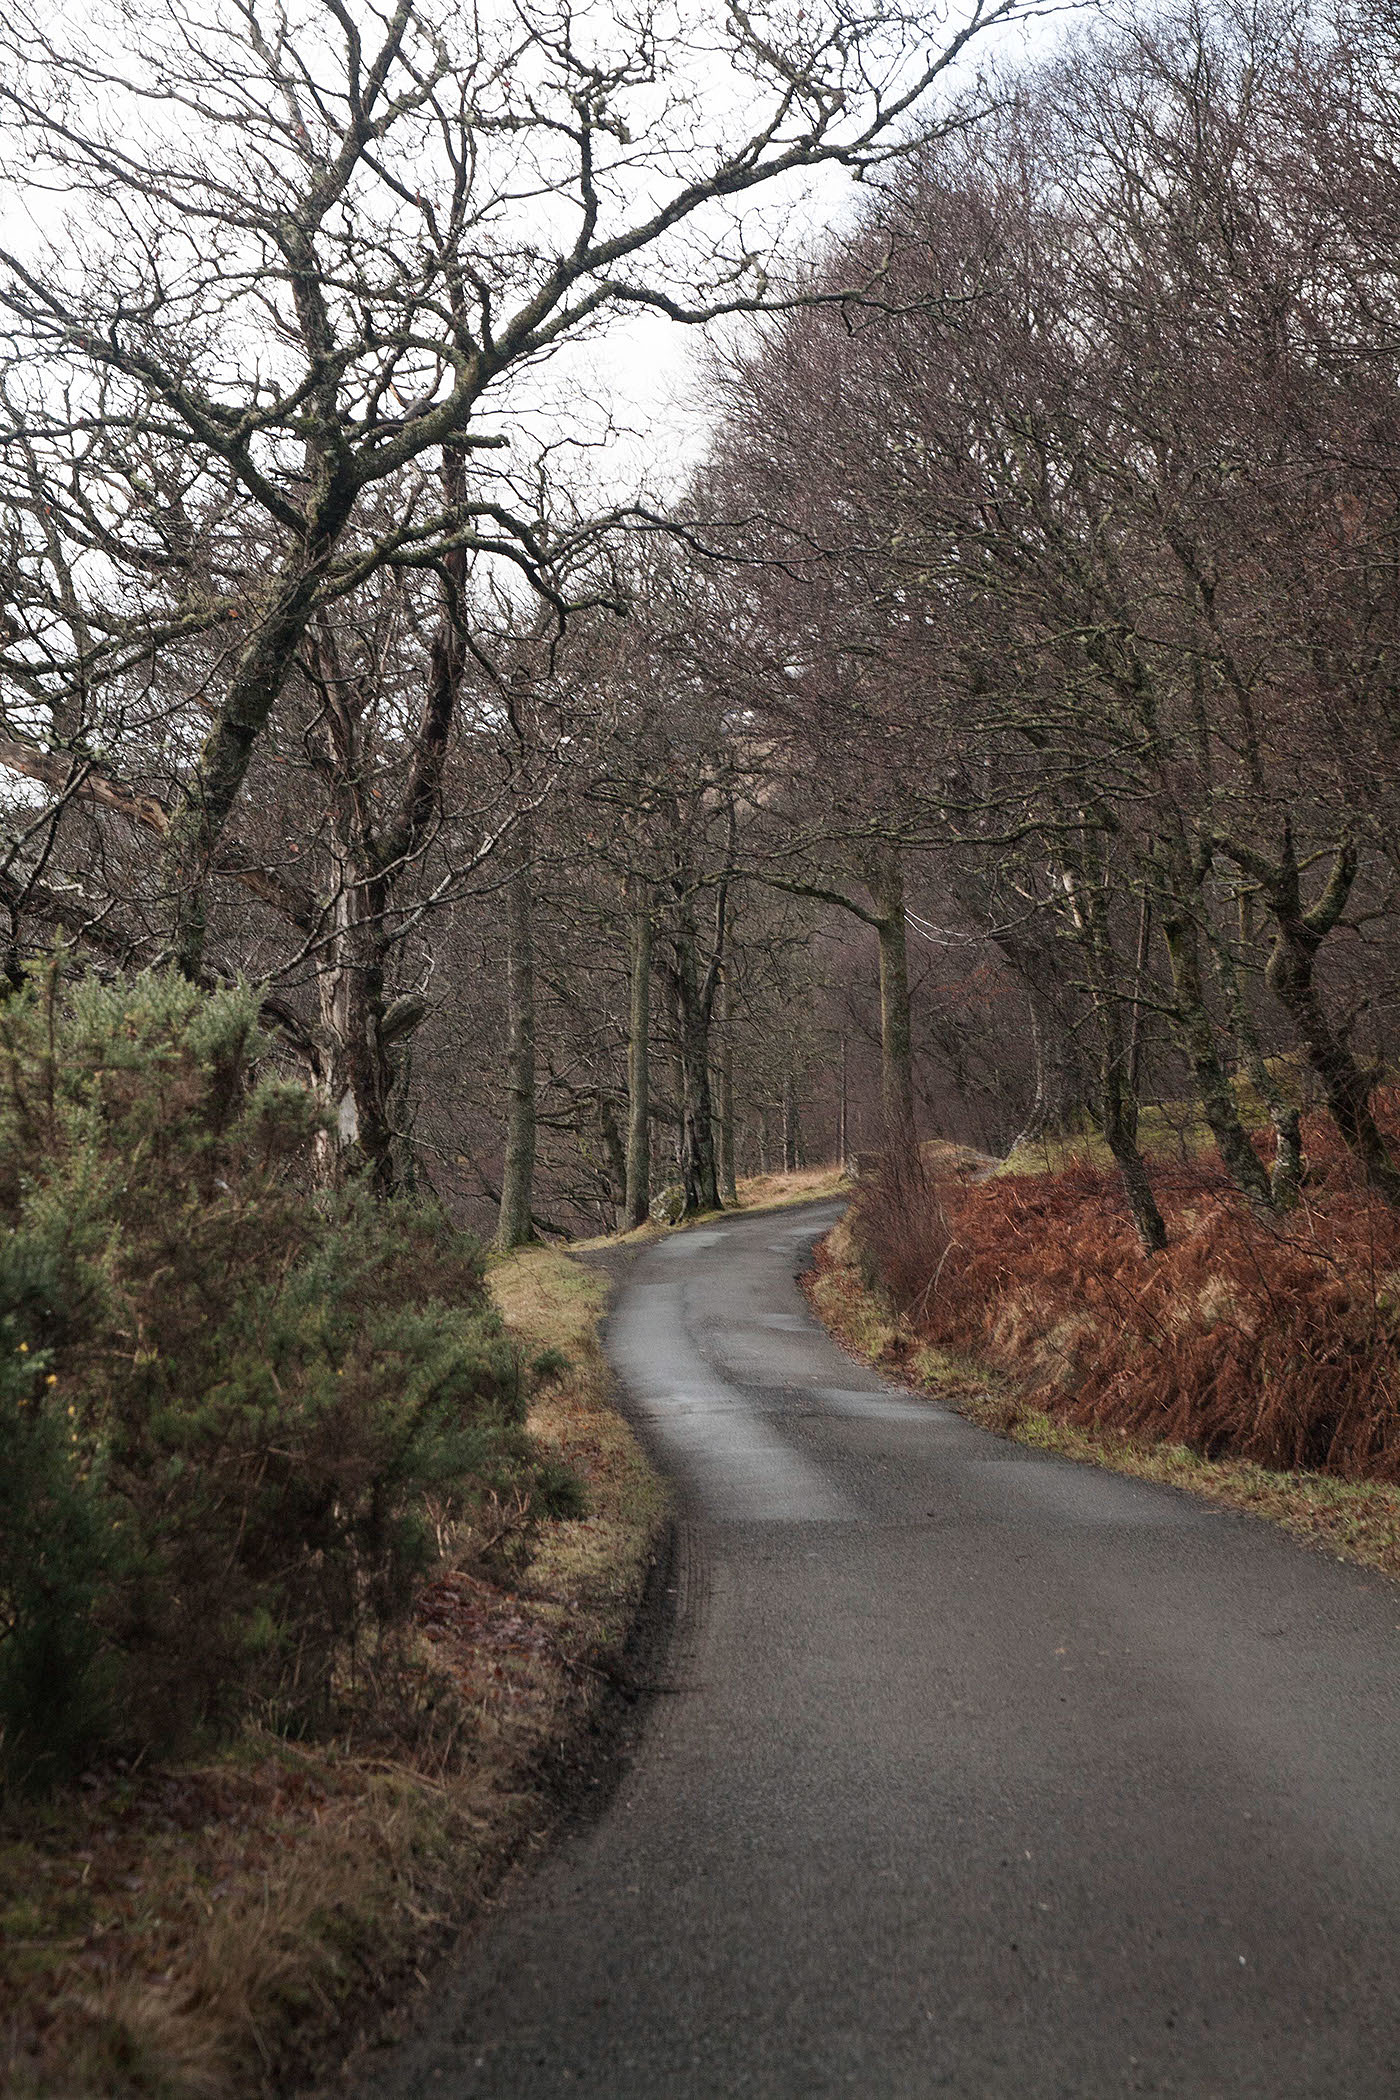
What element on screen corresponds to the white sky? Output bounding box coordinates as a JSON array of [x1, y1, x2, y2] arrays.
[[1, 0, 1076, 520], [552, 5, 1076, 508]]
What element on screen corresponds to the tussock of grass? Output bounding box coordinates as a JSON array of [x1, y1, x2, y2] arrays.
[[995, 1071, 1312, 1179], [491, 1249, 666, 1659], [997, 1103, 1219, 1177], [808, 1223, 1400, 1586], [2, 1248, 665, 2099]]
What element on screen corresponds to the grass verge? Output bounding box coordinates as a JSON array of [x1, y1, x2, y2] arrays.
[[1, 1250, 665, 2100], [807, 1215, 1400, 1584], [570, 1163, 850, 1255], [726, 1165, 850, 1213]]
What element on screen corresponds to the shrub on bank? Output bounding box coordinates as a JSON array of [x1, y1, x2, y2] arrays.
[[851, 1119, 1400, 1481], [0, 969, 535, 1789], [848, 1149, 951, 1313]]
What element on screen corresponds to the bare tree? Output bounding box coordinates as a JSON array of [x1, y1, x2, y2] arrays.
[[0, 0, 1035, 973]]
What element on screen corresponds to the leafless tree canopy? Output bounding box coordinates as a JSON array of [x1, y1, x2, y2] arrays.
[[11, 0, 1400, 1252]]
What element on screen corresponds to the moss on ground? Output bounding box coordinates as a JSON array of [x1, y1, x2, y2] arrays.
[[994, 1067, 1315, 1179]]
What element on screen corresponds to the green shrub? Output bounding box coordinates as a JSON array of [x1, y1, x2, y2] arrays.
[[0, 968, 533, 1788]]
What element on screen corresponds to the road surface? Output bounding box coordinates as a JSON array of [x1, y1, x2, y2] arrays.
[[361, 1199, 1400, 2097]]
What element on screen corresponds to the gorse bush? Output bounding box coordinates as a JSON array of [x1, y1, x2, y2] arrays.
[[0, 969, 533, 1789]]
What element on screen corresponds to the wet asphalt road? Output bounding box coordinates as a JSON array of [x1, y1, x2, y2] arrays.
[[361, 1200, 1400, 2097]]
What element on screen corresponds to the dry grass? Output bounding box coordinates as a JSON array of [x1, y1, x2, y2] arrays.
[[807, 1214, 1400, 1586], [488, 1249, 667, 1664], [570, 1163, 850, 1257], [994, 1071, 1310, 1179], [1, 1250, 665, 2099], [731, 1163, 848, 1210], [996, 1103, 1218, 1178]]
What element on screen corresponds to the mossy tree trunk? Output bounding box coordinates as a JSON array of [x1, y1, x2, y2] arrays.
[[1228, 829, 1400, 1206], [673, 885, 722, 1214], [622, 880, 652, 1230], [166, 501, 355, 980], [717, 969, 738, 1206], [496, 827, 538, 1250], [298, 486, 471, 1192], [1156, 844, 1275, 1211], [782, 1066, 804, 1171], [1061, 850, 1168, 1254], [1206, 907, 1304, 1208], [868, 848, 916, 1152]]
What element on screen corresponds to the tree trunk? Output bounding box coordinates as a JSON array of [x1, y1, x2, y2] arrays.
[[1100, 1059, 1169, 1254], [1064, 856, 1167, 1253], [597, 1091, 628, 1221], [869, 849, 916, 1150], [167, 526, 348, 977], [1125, 891, 1152, 1107], [1161, 901, 1274, 1210], [670, 881, 722, 1215], [315, 887, 397, 1192], [389, 1039, 418, 1193], [717, 970, 738, 1207], [496, 835, 538, 1250], [678, 1017, 719, 1211], [622, 885, 652, 1230], [675, 951, 720, 1214], [1269, 1106, 1304, 1208], [1207, 913, 1304, 1210], [782, 1067, 803, 1172], [301, 598, 454, 1197], [1252, 835, 1400, 1206], [995, 929, 1092, 1142], [1268, 918, 1400, 1204], [1023, 989, 1085, 1140]]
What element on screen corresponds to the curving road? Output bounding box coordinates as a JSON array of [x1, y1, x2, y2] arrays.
[[362, 1200, 1400, 2097]]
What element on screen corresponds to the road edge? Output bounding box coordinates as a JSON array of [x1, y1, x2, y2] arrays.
[[806, 1215, 1400, 1586]]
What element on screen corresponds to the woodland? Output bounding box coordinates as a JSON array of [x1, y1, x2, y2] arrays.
[[4, 0, 1399, 1251], [0, 0, 1051, 1802], [3, 0, 1400, 1850], [7, 0, 1400, 2080]]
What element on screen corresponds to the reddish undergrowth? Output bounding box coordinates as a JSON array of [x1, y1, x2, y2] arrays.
[[851, 1105, 1400, 1480]]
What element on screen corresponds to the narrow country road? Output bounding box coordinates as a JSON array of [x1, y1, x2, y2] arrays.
[[362, 1201, 1400, 2098]]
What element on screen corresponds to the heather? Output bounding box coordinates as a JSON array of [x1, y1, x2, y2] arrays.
[[849, 1112, 1400, 1482]]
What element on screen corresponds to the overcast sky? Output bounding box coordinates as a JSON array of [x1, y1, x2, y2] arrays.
[[556, 3, 1073, 508]]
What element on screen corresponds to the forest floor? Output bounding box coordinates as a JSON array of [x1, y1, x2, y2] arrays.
[[808, 1207, 1400, 1586], [1, 1249, 666, 2100]]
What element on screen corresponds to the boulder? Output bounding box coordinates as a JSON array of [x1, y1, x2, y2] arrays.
[[649, 1181, 687, 1226]]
